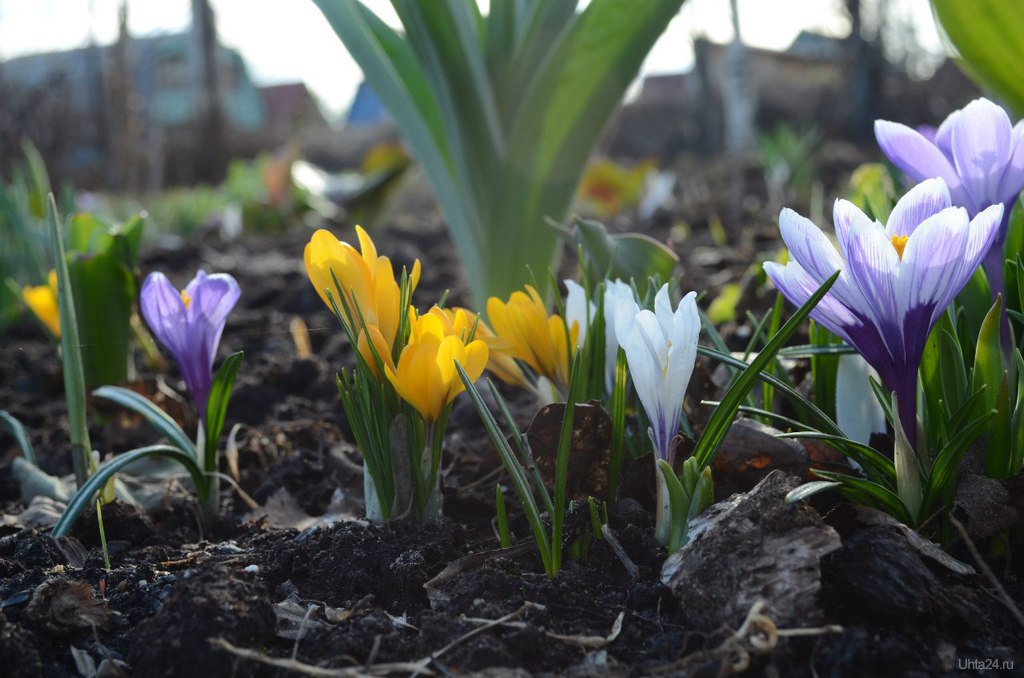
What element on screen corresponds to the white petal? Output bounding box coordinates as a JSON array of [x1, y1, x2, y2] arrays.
[[563, 279, 593, 348], [885, 178, 952, 239], [836, 354, 887, 446]]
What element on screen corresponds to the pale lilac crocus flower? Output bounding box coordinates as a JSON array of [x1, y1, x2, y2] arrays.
[[875, 97, 1024, 291], [616, 284, 700, 463], [140, 271, 241, 418], [764, 179, 1002, 445]]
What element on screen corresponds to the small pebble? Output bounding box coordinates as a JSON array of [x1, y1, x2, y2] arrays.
[[137, 580, 148, 588], [243, 565, 259, 574]]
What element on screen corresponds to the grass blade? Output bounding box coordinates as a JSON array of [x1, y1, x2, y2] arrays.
[[693, 271, 839, 468], [52, 445, 205, 537], [93, 386, 195, 456]]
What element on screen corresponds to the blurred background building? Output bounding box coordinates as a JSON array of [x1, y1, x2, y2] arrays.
[[0, 0, 982, 193]]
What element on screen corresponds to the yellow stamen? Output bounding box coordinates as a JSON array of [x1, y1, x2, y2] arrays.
[[890, 235, 909, 260], [181, 290, 192, 309]]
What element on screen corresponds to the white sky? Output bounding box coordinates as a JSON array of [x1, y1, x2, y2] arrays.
[[0, 0, 944, 120]]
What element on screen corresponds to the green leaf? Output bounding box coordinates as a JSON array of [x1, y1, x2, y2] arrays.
[[922, 409, 995, 516], [68, 213, 114, 255], [891, 391, 922, 523], [48, 196, 92, 487], [68, 252, 135, 388], [0, 410, 36, 466], [1011, 350, 1024, 474], [557, 216, 679, 287], [971, 296, 1003, 419], [693, 270, 840, 468], [551, 351, 584, 573], [809, 321, 841, 421], [456, 362, 553, 575], [984, 373, 1013, 478], [777, 432, 895, 482], [203, 351, 244, 468], [847, 162, 895, 223], [1004, 196, 1024, 291], [697, 344, 845, 438], [495, 482, 512, 548], [110, 213, 146, 269], [931, 0, 1024, 116], [785, 480, 842, 505], [814, 469, 914, 526], [51, 445, 205, 537], [656, 458, 688, 553], [93, 386, 195, 456]]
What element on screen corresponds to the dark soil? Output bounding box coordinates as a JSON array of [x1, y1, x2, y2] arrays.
[[2, 159, 1023, 676]]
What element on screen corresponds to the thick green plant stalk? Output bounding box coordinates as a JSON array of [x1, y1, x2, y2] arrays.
[[312, 0, 685, 307]]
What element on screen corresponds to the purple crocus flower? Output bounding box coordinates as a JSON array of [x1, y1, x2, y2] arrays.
[[764, 179, 1003, 445], [140, 271, 240, 417], [875, 98, 1024, 291]]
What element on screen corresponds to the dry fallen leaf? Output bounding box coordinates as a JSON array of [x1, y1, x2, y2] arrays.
[[26, 579, 112, 631]]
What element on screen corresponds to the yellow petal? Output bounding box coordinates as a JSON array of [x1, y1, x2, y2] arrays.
[[410, 259, 422, 293], [355, 225, 378, 264], [357, 325, 394, 380], [23, 282, 60, 338]]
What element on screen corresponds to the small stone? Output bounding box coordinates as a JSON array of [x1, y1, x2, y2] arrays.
[[243, 565, 259, 574], [711, 419, 808, 499]]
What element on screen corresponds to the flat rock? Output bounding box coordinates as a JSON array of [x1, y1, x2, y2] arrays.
[[711, 419, 808, 499], [660, 470, 840, 628]]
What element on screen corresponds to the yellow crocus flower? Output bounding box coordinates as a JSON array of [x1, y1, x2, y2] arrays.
[[437, 306, 530, 389], [304, 226, 421, 351], [485, 285, 578, 392], [23, 270, 60, 338], [385, 310, 488, 422]]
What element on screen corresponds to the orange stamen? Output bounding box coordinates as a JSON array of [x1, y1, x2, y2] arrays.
[[890, 235, 909, 260], [181, 290, 192, 309]]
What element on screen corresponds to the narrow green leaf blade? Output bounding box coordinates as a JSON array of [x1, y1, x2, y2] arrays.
[[785, 480, 842, 505], [0, 410, 36, 466], [93, 386, 195, 456], [52, 445, 204, 537], [693, 271, 840, 468], [204, 351, 244, 465]]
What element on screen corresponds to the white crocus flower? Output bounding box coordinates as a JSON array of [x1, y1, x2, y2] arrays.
[[618, 284, 700, 462], [618, 284, 700, 546], [563, 279, 594, 349], [835, 354, 886, 450], [603, 279, 639, 392]]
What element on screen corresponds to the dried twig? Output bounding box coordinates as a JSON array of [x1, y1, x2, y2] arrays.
[[601, 524, 638, 579], [210, 637, 432, 677], [649, 600, 842, 676], [950, 516, 1024, 630]]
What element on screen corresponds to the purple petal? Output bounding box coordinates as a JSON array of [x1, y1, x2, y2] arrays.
[[140, 272, 189, 361], [957, 204, 1005, 297], [885, 178, 952, 239], [996, 119, 1024, 204], [779, 208, 844, 284], [188, 272, 241, 330], [182, 272, 240, 414], [831, 200, 890, 320], [842, 216, 903, 360], [875, 120, 963, 198], [764, 261, 858, 343], [933, 110, 960, 160], [950, 98, 1012, 209]]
